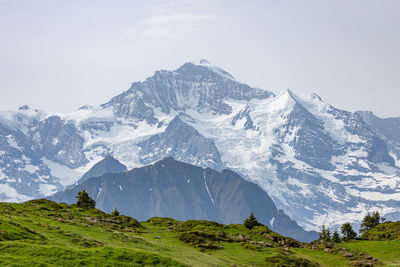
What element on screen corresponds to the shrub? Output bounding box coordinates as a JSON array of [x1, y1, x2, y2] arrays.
[[178, 230, 223, 249]]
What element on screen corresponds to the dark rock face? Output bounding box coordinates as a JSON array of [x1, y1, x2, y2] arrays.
[[77, 155, 127, 185], [138, 116, 223, 171], [49, 157, 317, 242], [102, 62, 274, 120], [232, 105, 255, 130]]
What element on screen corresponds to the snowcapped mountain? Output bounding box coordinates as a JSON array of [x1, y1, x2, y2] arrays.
[[101, 59, 273, 122], [1, 60, 400, 231]]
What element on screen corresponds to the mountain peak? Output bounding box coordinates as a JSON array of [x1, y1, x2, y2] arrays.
[[78, 105, 95, 111], [311, 93, 323, 101], [18, 105, 31, 111], [199, 59, 211, 64], [17, 105, 39, 113], [154, 157, 180, 166], [267, 89, 298, 113], [175, 61, 235, 81], [77, 155, 127, 184], [103, 60, 274, 118], [357, 110, 375, 117], [285, 89, 301, 100], [138, 115, 223, 170]]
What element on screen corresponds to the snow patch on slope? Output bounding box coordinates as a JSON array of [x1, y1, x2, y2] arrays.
[[23, 163, 40, 174], [42, 158, 83, 186], [0, 184, 31, 202], [54, 106, 115, 128], [39, 184, 57, 196], [390, 152, 400, 168], [83, 119, 164, 149], [6, 135, 23, 151], [203, 169, 215, 206]]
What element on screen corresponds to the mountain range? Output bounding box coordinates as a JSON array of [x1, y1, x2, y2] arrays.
[[50, 156, 317, 242], [1, 59, 399, 232]]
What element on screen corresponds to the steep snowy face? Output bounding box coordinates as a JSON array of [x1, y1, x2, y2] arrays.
[[280, 93, 339, 171], [0, 106, 124, 201], [177, 89, 400, 230], [102, 60, 274, 120], [358, 111, 400, 167], [0, 107, 63, 201], [33, 116, 87, 168]]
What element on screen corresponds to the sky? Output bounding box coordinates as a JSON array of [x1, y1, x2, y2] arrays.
[[0, 0, 399, 117]]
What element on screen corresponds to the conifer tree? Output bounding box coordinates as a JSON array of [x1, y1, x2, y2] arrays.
[[111, 207, 120, 216], [318, 224, 331, 242], [341, 222, 357, 241], [76, 190, 96, 208], [244, 212, 262, 229], [360, 211, 384, 234], [332, 229, 341, 243]]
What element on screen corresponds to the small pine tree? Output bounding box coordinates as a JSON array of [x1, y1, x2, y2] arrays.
[[332, 229, 341, 243], [360, 211, 384, 234], [76, 190, 96, 208], [318, 224, 331, 242], [341, 222, 357, 241], [111, 207, 120, 216], [243, 212, 262, 229]]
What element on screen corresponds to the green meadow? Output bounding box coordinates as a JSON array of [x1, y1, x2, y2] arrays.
[[0, 199, 398, 266]]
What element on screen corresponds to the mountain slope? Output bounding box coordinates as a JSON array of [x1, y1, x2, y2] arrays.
[[50, 157, 317, 242]]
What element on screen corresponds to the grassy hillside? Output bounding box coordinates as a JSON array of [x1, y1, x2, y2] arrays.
[[361, 221, 400, 241], [0, 199, 397, 266], [340, 240, 400, 266]]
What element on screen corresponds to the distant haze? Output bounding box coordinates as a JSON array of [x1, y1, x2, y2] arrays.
[[0, 0, 399, 117]]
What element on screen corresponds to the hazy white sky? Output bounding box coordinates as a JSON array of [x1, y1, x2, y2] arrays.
[[0, 0, 399, 117]]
